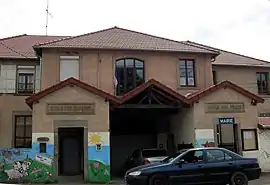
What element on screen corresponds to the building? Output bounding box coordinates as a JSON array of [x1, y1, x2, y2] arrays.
[[0, 27, 267, 183]]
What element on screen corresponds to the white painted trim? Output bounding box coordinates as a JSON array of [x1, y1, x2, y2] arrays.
[[60, 56, 80, 60], [17, 65, 35, 69]]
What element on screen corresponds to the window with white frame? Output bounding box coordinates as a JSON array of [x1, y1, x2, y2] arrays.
[[17, 66, 35, 94], [60, 56, 79, 81]]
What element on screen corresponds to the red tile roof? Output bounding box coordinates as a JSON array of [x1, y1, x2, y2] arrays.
[[33, 27, 219, 55], [26, 78, 264, 108], [0, 34, 68, 59], [187, 80, 264, 103], [25, 77, 121, 107], [120, 79, 190, 104], [184, 41, 270, 67]]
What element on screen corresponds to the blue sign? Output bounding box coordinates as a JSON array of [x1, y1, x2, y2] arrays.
[[217, 118, 235, 124]]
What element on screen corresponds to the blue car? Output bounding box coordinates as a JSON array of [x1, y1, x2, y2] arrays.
[[125, 147, 261, 185]]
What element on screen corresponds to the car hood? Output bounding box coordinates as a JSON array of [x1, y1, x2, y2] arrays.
[[126, 162, 168, 174]]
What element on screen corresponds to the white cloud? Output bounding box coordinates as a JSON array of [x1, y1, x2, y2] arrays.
[[0, 0, 270, 60]]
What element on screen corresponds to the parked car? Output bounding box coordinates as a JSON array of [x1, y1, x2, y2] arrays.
[[125, 147, 261, 185], [124, 148, 168, 172]]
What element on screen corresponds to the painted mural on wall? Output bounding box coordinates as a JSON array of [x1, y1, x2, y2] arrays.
[[195, 129, 216, 148], [88, 132, 110, 183], [0, 133, 55, 183]]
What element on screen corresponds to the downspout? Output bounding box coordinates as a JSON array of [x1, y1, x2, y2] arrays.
[[97, 52, 101, 88], [39, 56, 42, 91]]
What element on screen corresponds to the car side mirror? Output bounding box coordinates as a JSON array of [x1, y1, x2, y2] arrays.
[[176, 159, 185, 167]]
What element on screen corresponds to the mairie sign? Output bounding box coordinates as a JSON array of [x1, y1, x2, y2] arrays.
[[217, 118, 235, 124]]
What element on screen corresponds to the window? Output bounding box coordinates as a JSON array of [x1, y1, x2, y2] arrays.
[[14, 116, 32, 148], [241, 129, 258, 151], [60, 56, 79, 81], [206, 149, 233, 162], [180, 150, 203, 163], [179, 59, 195, 87], [256, 72, 269, 94], [212, 70, 217, 84], [115, 58, 144, 96], [17, 66, 35, 94]]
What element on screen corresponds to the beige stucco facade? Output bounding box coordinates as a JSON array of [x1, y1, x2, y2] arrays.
[[31, 85, 109, 133], [0, 49, 264, 150], [213, 65, 270, 114], [41, 49, 214, 95]]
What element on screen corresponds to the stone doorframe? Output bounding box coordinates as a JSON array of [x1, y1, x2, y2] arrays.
[[53, 120, 88, 181]]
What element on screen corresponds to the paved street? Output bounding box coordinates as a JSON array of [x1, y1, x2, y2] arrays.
[[250, 174, 270, 185], [0, 174, 269, 185]]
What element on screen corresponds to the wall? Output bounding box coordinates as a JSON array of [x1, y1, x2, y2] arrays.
[[0, 133, 54, 183], [0, 60, 40, 148], [0, 95, 32, 148], [193, 87, 259, 152], [32, 85, 110, 183], [41, 49, 214, 95], [170, 108, 195, 147], [213, 65, 270, 114]]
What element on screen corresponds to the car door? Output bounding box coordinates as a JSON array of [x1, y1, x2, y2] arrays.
[[203, 149, 235, 184], [169, 149, 207, 185]]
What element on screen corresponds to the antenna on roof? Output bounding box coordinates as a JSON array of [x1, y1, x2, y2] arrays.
[[45, 0, 53, 35]]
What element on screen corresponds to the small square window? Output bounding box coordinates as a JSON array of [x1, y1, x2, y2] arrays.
[[40, 143, 46, 153]]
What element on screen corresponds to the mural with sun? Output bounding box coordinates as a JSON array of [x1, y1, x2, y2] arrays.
[[87, 132, 110, 183]]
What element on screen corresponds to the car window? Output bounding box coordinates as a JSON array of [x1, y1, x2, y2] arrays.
[[162, 149, 188, 163], [180, 150, 204, 163], [206, 149, 233, 162]]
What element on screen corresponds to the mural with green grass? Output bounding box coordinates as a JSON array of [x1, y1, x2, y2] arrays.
[[0, 143, 55, 183]]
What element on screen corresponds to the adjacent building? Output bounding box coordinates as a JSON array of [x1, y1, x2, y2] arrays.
[[0, 27, 268, 183]]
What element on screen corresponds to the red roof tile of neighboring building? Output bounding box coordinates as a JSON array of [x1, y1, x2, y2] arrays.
[[0, 34, 68, 59], [184, 41, 270, 67], [25, 77, 121, 108], [187, 80, 264, 103], [33, 27, 219, 55]]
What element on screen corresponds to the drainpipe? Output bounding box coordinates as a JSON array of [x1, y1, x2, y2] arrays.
[[97, 52, 101, 88], [39, 56, 42, 91]]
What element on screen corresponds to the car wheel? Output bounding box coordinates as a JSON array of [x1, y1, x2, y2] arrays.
[[230, 172, 248, 185], [149, 174, 168, 185]]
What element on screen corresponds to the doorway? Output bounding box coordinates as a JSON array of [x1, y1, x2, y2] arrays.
[[58, 127, 84, 178], [216, 124, 239, 153]]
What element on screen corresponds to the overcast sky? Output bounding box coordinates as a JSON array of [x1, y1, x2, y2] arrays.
[[1, 0, 270, 61]]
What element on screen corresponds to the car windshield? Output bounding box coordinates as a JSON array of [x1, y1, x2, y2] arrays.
[[142, 149, 167, 158], [161, 149, 188, 163]]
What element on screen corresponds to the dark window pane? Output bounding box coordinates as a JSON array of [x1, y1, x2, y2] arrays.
[[25, 125, 32, 137], [136, 69, 143, 81], [15, 139, 25, 148], [180, 60, 186, 66], [135, 60, 144, 68], [125, 59, 134, 67], [15, 116, 32, 148], [187, 60, 194, 67], [257, 72, 269, 94], [16, 126, 24, 137], [116, 60, 125, 67], [180, 77, 187, 86], [187, 68, 194, 77]]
